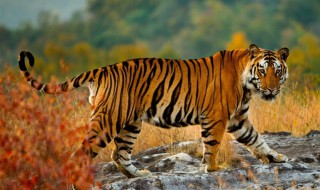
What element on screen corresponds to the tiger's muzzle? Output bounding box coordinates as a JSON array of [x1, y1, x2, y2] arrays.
[[260, 88, 280, 101]]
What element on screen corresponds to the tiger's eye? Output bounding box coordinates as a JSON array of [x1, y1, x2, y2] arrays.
[[258, 69, 265, 75]]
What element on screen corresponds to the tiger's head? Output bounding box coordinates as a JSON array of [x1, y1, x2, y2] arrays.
[[243, 44, 289, 101]]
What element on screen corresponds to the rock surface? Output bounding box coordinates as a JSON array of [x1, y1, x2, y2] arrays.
[[93, 131, 320, 190]]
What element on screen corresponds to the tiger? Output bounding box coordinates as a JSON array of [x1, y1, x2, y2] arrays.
[[18, 44, 289, 178]]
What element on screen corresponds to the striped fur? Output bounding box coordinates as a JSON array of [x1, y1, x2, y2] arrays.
[[19, 44, 289, 177]]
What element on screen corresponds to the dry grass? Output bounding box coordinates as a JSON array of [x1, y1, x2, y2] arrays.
[[250, 87, 320, 136], [1, 68, 319, 189]]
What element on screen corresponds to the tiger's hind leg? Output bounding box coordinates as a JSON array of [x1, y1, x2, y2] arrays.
[[71, 119, 111, 160], [112, 121, 151, 178], [69, 119, 111, 190], [201, 118, 228, 172]]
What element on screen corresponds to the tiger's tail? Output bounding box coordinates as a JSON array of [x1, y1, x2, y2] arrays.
[[19, 51, 93, 94]]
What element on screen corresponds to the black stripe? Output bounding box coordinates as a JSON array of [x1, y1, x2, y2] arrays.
[[91, 128, 100, 135], [194, 116, 200, 124], [116, 118, 122, 134], [94, 69, 104, 95], [210, 55, 214, 71], [146, 107, 153, 119], [43, 85, 49, 93], [24, 71, 30, 78], [125, 125, 141, 134], [137, 82, 149, 104], [116, 69, 125, 134], [150, 80, 165, 116], [247, 131, 259, 146], [37, 83, 44, 91], [93, 68, 99, 77], [125, 134, 137, 139], [239, 106, 249, 116], [81, 71, 91, 84], [156, 119, 170, 129], [140, 59, 147, 77], [237, 125, 254, 145], [183, 60, 191, 88], [204, 140, 220, 146], [255, 141, 264, 148], [122, 61, 129, 68], [219, 60, 223, 112], [198, 58, 209, 111], [107, 110, 114, 138], [201, 130, 210, 138], [147, 60, 157, 83], [163, 79, 182, 124], [228, 50, 234, 61], [220, 50, 226, 60], [105, 133, 112, 143], [89, 149, 98, 158], [119, 154, 130, 161], [119, 147, 132, 154], [182, 60, 192, 114], [97, 139, 106, 148], [186, 109, 194, 124], [175, 109, 182, 124], [73, 75, 82, 88], [191, 60, 200, 108], [138, 63, 152, 101], [19, 51, 35, 71], [227, 119, 245, 133], [19, 53, 28, 71], [60, 82, 69, 92], [168, 70, 175, 87], [202, 120, 222, 131], [114, 137, 134, 145]]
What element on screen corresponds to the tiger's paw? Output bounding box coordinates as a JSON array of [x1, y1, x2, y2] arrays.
[[135, 169, 152, 177], [123, 168, 152, 178], [258, 149, 288, 164], [200, 163, 223, 173]]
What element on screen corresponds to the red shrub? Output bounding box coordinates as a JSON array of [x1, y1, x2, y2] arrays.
[[0, 69, 93, 189]]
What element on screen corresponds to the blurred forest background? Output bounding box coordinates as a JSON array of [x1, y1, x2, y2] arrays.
[[0, 0, 320, 89]]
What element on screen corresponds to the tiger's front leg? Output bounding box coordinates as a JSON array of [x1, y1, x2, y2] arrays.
[[227, 117, 288, 164]]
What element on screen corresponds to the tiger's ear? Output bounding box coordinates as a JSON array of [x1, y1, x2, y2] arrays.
[[278, 47, 289, 61], [249, 44, 260, 59]]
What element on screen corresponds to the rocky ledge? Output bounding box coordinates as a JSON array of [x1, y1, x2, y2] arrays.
[[93, 130, 320, 190]]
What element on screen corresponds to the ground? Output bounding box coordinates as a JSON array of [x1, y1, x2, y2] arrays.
[[93, 131, 320, 190]]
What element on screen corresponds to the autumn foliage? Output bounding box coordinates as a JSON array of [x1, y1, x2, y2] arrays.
[[0, 68, 93, 189]]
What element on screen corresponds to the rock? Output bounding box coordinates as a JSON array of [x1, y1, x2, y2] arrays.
[[148, 153, 201, 173], [93, 132, 320, 190], [262, 131, 292, 136], [296, 154, 319, 163], [306, 130, 320, 138]]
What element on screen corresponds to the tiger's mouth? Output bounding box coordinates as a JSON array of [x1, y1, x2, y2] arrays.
[[258, 88, 280, 101], [261, 94, 276, 101]]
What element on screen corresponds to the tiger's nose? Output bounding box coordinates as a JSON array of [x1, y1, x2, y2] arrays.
[[266, 88, 278, 95]]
